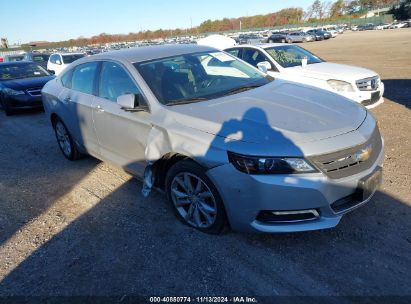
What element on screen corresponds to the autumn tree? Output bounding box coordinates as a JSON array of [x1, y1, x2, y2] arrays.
[[330, 0, 346, 17]]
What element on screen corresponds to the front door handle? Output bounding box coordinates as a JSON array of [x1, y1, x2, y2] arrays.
[[95, 105, 105, 113], [63, 96, 73, 103]]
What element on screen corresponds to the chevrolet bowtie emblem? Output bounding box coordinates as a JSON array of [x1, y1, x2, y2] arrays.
[[355, 145, 373, 162]]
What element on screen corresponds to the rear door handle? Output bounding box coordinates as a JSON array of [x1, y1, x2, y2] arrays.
[[95, 105, 105, 112]]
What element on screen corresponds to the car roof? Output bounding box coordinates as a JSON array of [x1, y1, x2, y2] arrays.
[[0, 61, 37, 67], [226, 43, 289, 50], [4, 54, 25, 58], [88, 44, 217, 63], [53, 52, 84, 56]]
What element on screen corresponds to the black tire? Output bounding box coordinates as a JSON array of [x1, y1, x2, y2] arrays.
[[52, 118, 81, 161], [165, 159, 228, 234], [0, 95, 14, 116]]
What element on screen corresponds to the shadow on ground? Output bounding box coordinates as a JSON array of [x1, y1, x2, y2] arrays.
[[0, 184, 410, 296], [382, 79, 411, 108]]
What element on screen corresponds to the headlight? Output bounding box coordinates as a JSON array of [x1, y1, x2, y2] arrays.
[[3, 88, 25, 96], [327, 79, 354, 92], [228, 152, 317, 175]]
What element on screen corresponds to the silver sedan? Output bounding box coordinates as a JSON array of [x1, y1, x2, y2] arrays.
[[42, 44, 384, 234]]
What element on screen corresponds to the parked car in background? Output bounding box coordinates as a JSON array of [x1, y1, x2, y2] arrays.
[[308, 29, 332, 39], [374, 23, 386, 30], [3, 54, 25, 62], [23, 52, 50, 69], [319, 27, 338, 37], [335, 26, 345, 34], [389, 22, 407, 29], [225, 44, 384, 108], [42, 44, 384, 234], [306, 29, 328, 40], [236, 34, 264, 45], [266, 33, 288, 43], [0, 62, 54, 115], [286, 32, 314, 43], [47, 52, 85, 75], [358, 23, 375, 31]]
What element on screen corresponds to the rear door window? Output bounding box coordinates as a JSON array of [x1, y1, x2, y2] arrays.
[[225, 48, 241, 58], [71, 62, 98, 95]]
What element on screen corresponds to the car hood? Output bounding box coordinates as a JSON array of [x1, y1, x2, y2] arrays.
[[167, 80, 367, 145], [285, 62, 377, 82], [2, 76, 55, 90]]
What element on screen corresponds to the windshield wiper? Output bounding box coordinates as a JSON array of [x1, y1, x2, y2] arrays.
[[166, 97, 208, 106], [221, 84, 262, 97]]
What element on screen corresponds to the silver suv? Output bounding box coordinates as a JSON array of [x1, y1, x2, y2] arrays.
[[42, 45, 384, 234]]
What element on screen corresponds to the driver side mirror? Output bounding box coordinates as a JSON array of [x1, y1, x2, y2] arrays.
[[117, 93, 148, 111], [56, 60, 62, 65], [257, 61, 272, 74]]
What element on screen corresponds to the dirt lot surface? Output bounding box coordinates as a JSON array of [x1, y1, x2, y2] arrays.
[[0, 29, 410, 299]]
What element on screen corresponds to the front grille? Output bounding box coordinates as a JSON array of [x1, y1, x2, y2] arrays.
[[362, 91, 381, 106], [356, 76, 380, 91], [309, 127, 382, 179], [26, 88, 42, 96]]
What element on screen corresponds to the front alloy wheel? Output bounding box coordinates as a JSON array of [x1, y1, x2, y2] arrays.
[[171, 172, 217, 229], [166, 159, 227, 234]]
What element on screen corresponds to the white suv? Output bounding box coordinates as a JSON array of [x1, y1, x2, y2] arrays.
[[47, 53, 85, 75]]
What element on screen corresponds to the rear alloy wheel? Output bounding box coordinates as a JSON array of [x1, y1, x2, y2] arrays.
[[166, 160, 227, 234], [53, 119, 80, 160], [281, 39, 286, 43]]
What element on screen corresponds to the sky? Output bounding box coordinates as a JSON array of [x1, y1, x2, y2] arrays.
[[1, 0, 314, 44]]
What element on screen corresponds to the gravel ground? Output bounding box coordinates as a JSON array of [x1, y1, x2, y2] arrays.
[[0, 29, 410, 299]]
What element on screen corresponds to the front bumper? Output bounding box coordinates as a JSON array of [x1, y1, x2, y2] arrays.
[[4, 94, 43, 109], [206, 140, 385, 233], [339, 82, 385, 109]]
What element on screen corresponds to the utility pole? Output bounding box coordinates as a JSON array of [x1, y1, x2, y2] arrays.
[[240, 20, 242, 31]]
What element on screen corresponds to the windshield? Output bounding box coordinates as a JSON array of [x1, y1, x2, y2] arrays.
[[33, 54, 50, 62], [62, 54, 85, 64], [0, 63, 50, 80], [265, 45, 323, 68], [134, 51, 272, 106]]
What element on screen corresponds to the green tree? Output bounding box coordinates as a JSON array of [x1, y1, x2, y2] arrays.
[[389, 0, 411, 19]]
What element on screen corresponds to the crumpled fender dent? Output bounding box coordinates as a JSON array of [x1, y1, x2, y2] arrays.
[[141, 123, 228, 197]]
